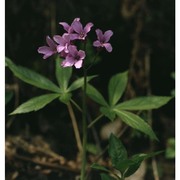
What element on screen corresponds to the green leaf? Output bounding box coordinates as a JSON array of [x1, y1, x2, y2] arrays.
[[114, 109, 158, 140], [6, 58, 61, 93], [124, 151, 163, 177], [86, 84, 108, 106], [116, 96, 172, 111], [109, 134, 128, 170], [100, 173, 116, 180], [5, 91, 14, 105], [10, 93, 60, 115], [5, 57, 11, 66], [55, 57, 72, 91], [67, 75, 97, 92], [91, 163, 110, 173], [123, 154, 146, 177], [100, 107, 116, 121], [108, 71, 128, 106], [59, 92, 72, 104], [114, 159, 134, 173]]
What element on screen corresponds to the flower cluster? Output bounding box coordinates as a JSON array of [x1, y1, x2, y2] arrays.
[[38, 18, 113, 69]]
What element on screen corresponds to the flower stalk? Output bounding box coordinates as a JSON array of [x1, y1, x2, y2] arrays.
[[37, 18, 114, 179], [88, 114, 103, 128], [67, 102, 82, 153], [80, 66, 88, 180]]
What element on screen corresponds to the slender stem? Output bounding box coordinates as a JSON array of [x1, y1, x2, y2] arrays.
[[152, 157, 159, 180], [70, 99, 82, 112], [88, 114, 104, 128], [67, 102, 82, 153], [80, 67, 88, 180]]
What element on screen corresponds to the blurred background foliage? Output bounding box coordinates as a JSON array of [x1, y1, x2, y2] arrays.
[[5, 0, 175, 179]]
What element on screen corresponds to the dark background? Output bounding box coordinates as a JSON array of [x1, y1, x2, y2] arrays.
[[5, 0, 175, 179]]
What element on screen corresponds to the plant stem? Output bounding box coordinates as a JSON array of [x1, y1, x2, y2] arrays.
[[70, 99, 82, 112], [88, 114, 103, 128], [152, 157, 159, 180], [80, 67, 88, 180], [67, 102, 82, 153]]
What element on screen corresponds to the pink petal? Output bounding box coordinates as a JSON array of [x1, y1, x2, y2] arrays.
[[104, 30, 113, 42], [78, 50, 86, 60], [74, 60, 83, 68], [95, 29, 104, 41], [57, 45, 65, 53], [38, 46, 55, 55], [93, 40, 101, 47], [68, 45, 77, 56], [62, 34, 70, 42], [59, 22, 70, 32], [53, 35, 62, 44], [43, 53, 54, 59], [46, 36, 56, 49], [73, 18, 80, 22], [69, 33, 79, 40], [72, 21, 83, 33], [84, 22, 94, 33], [61, 58, 74, 67], [64, 44, 69, 53], [38, 46, 50, 54], [38, 46, 54, 59], [103, 43, 112, 52], [60, 51, 68, 58]]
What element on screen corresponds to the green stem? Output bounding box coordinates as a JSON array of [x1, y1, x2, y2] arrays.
[[88, 114, 103, 128], [67, 102, 82, 153], [70, 99, 82, 112], [80, 67, 88, 180]]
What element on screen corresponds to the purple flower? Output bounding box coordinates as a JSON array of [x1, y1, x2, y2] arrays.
[[53, 34, 71, 53], [61, 45, 85, 69], [38, 36, 57, 59], [71, 21, 94, 40], [59, 18, 80, 34], [93, 29, 113, 52]]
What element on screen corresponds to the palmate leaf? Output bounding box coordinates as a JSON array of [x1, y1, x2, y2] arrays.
[[55, 57, 72, 91], [109, 134, 128, 168], [67, 75, 97, 92], [10, 93, 60, 115], [108, 71, 128, 106], [86, 84, 108, 107], [116, 96, 172, 111], [114, 109, 158, 140], [6, 58, 61, 93], [100, 107, 116, 121], [59, 92, 72, 104]]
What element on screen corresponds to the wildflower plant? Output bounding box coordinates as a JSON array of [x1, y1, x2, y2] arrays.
[[6, 18, 172, 180]]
